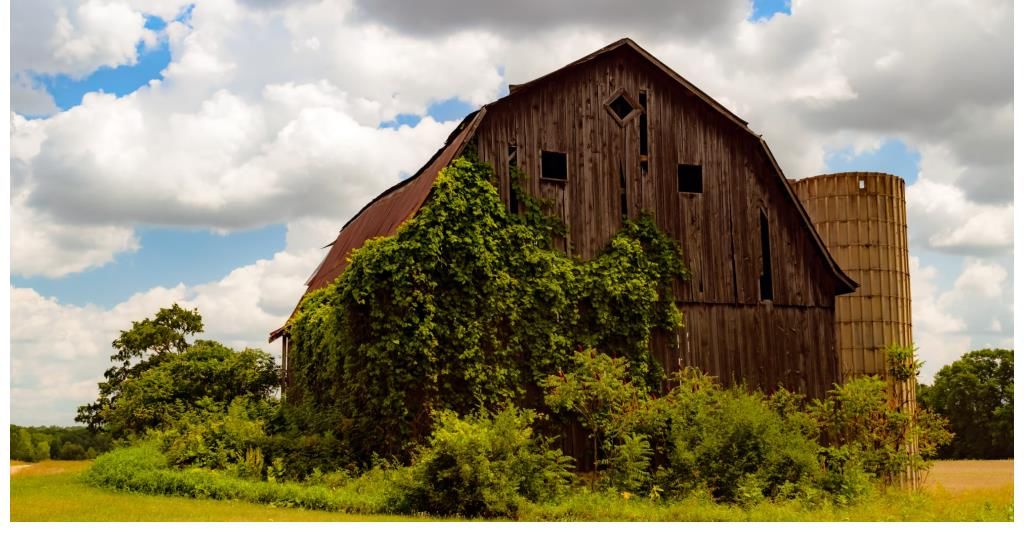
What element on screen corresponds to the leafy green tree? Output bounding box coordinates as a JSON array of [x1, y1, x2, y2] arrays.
[[103, 340, 279, 438], [76, 304, 203, 432], [11, 427, 35, 461], [918, 348, 1013, 458], [32, 435, 51, 462], [59, 442, 87, 460]]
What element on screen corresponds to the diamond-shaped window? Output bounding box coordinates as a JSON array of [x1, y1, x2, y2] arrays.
[[605, 90, 641, 125], [609, 95, 634, 120]]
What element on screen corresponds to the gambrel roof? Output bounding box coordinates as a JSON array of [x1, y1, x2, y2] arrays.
[[271, 38, 856, 342]]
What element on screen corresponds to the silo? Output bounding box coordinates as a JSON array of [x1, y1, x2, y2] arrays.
[[788, 172, 914, 395]]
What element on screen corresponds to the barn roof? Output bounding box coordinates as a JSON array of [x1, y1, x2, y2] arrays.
[[270, 38, 855, 342]]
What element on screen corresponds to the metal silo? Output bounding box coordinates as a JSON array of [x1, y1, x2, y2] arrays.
[[789, 172, 914, 391]]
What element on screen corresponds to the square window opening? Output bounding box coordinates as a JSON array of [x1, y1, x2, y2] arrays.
[[678, 164, 703, 193], [541, 150, 568, 181]]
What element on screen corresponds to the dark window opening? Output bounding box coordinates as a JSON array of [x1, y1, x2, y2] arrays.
[[608, 94, 635, 121], [541, 150, 568, 181], [619, 165, 628, 218], [639, 91, 648, 156], [508, 145, 519, 214], [759, 209, 774, 301], [677, 164, 703, 193]]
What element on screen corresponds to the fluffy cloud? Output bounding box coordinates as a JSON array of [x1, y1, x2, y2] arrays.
[[10, 219, 327, 425], [12, 0, 161, 77], [907, 178, 1013, 255], [11, 73, 60, 117], [14, 0, 1010, 276], [911, 256, 1013, 382], [18, 86, 458, 230], [350, 0, 750, 40]]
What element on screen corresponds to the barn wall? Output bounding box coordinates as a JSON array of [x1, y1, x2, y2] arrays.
[[474, 47, 841, 397]]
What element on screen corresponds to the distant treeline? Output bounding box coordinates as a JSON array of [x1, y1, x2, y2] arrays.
[[10, 425, 114, 462]]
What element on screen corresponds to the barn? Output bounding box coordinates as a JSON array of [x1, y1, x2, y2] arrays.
[[271, 38, 862, 400]]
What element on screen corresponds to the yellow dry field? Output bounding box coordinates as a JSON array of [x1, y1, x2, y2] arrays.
[[923, 460, 1013, 493]]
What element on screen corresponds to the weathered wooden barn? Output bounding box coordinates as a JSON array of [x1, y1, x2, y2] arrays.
[[271, 38, 860, 399]]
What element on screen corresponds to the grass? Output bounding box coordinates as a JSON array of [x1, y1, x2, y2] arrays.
[[10, 459, 1014, 522], [10, 461, 414, 522]]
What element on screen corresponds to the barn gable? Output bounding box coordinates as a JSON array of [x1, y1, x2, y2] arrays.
[[273, 38, 856, 398]]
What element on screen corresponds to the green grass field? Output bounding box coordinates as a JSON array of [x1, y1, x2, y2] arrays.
[[9, 461, 414, 522], [10, 459, 1013, 522]]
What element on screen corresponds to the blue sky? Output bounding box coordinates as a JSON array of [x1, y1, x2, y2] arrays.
[[750, 0, 791, 21], [10, 0, 928, 309]]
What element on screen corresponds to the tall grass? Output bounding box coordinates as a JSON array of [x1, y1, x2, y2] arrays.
[[84, 446, 408, 515], [83, 447, 1013, 521]]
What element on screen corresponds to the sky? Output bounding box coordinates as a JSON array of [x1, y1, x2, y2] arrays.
[[8, 0, 1013, 425]]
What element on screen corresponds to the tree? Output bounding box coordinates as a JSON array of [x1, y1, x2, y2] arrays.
[[918, 348, 1013, 459], [11, 427, 35, 461], [59, 442, 87, 460], [103, 340, 279, 437], [76, 304, 203, 432]]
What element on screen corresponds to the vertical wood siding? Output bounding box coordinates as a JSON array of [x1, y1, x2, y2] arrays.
[[475, 47, 842, 397]]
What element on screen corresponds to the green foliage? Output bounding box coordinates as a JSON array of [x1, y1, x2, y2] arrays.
[[403, 406, 574, 517], [645, 373, 823, 503], [885, 343, 922, 382], [77, 304, 203, 432], [544, 349, 644, 467], [58, 442, 87, 460], [811, 376, 951, 485], [546, 355, 825, 504], [286, 156, 687, 463], [11, 427, 37, 462], [84, 445, 406, 515], [103, 341, 279, 438], [10, 425, 109, 462], [155, 397, 274, 471], [605, 434, 653, 494], [918, 348, 1013, 459]]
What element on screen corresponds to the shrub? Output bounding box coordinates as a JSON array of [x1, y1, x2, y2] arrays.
[[811, 376, 951, 485], [157, 397, 271, 471], [403, 407, 575, 517], [650, 376, 823, 503]]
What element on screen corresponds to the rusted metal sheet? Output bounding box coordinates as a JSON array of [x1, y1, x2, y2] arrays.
[[268, 109, 485, 342]]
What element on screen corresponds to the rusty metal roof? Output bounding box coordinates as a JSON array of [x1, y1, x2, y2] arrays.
[[269, 109, 485, 342]]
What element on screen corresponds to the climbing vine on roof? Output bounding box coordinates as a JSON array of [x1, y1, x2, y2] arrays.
[[285, 156, 689, 464]]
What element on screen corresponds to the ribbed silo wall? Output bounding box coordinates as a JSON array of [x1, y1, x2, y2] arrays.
[[790, 172, 913, 380], [791, 171, 919, 487]]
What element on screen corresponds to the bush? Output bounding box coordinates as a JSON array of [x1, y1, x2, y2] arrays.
[[156, 397, 272, 471], [403, 407, 575, 517], [547, 357, 827, 504], [811, 376, 951, 485], [651, 375, 823, 503]]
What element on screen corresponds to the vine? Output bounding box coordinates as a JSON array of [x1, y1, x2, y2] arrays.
[[285, 156, 688, 464]]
